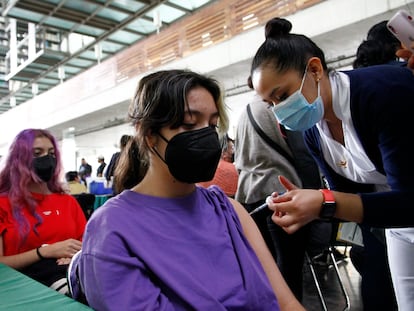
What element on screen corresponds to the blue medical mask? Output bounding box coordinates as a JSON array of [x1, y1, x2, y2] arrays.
[[272, 69, 324, 131]]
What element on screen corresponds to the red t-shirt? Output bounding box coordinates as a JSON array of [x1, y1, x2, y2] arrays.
[[198, 159, 239, 197], [0, 193, 86, 255]]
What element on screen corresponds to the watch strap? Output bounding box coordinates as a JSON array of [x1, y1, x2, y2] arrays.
[[320, 189, 335, 203]]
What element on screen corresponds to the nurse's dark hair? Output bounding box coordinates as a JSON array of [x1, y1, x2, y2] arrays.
[[251, 18, 328, 76]]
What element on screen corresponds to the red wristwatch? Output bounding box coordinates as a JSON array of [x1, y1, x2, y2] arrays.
[[319, 189, 336, 221]]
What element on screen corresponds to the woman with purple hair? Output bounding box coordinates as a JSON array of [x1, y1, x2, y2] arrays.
[[0, 128, 86, 295]]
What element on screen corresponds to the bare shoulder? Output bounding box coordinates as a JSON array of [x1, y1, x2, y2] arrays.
[[227, 197, 246, 215], [227, 197, 255, 228]]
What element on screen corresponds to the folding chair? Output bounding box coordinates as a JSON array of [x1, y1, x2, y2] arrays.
[[305, 221, 351, 311], [67, 250, 89, 306], [72, 193, 95, 220]]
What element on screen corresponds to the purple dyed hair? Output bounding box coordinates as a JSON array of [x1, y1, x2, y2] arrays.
[[0, 129, 66, 238]]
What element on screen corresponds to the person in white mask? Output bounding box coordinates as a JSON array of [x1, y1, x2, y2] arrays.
[[250, 17, 414, 311]]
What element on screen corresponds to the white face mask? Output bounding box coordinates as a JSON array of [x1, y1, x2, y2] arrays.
[[272, 69, 324, 131]]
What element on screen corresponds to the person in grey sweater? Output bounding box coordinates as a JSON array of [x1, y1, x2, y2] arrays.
[[235, 95, 331, 301]]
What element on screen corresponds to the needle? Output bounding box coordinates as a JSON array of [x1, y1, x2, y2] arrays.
[[248, 192, 285, 216], [249, 202, 268, 215]]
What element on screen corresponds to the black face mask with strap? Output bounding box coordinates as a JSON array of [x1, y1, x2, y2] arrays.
[[33, 155, 57, 182], [153, 127, 221, 183]]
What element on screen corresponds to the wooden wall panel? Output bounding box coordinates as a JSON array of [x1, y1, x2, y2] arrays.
[[57, 0, 324, 105], [114, 0, 323, 84]]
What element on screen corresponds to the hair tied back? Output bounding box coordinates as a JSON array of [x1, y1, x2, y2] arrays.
[[265, 18, 292, 39]]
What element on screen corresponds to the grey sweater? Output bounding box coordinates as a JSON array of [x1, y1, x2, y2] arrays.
[[234, 96, 302, 204]]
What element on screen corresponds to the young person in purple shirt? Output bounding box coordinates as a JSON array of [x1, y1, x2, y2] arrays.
[[77, 69, 304, 310]]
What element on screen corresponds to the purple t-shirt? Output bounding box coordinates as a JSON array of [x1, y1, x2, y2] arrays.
[[79, 186, 280, 310]]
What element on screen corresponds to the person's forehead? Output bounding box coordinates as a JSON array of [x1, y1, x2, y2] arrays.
[[252, 68, 298, 93], [185, 87, 218, 113], [33, 136, 53, 148], [187, 87, 214, 102]]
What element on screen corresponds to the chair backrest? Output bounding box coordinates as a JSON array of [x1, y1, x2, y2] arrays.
[[72, 193, 95, 220], [67, 250, 89, 305]]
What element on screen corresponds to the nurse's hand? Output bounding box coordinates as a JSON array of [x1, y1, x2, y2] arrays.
[[267, 175, 324, 234], [396, 43, 414, 73]]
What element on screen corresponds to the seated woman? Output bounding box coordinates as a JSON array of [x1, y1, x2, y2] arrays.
[[76, 69, 304, 310], [65, 171, 88, 195], [0, 129, 86, 295]]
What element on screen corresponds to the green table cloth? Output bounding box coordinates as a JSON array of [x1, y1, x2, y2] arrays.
[[0, 263, 92, 310]]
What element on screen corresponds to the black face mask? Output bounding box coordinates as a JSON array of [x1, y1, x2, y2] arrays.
[[33, 155, 57, 183], [155, 127, 221, 183]]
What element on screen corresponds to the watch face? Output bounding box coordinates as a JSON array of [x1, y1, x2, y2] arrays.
[[319, 189, 336, 221], [320, 202, 336, 220]]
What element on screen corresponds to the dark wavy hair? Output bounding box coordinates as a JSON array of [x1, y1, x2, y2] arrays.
[[114, 69, 229, 193], [251, 17, 328, 77], [353, 40, 387, 68], [353, 20, 401, 68], [0, 128, 65, 238], [113, 136, 143, 194]]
